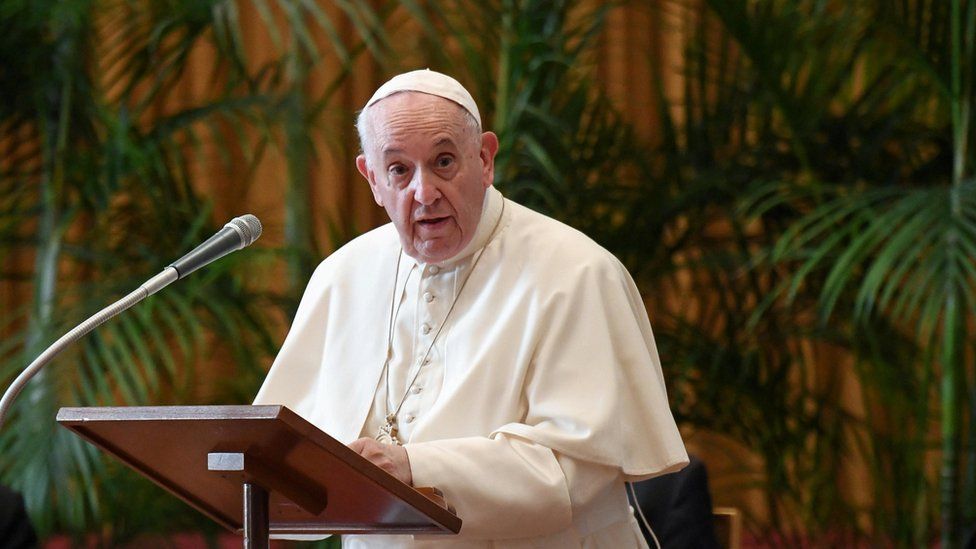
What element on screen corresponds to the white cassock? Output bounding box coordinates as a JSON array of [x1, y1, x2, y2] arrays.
[[254, 186, 688, 548]]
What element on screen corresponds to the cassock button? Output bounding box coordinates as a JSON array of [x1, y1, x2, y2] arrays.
[[423, 291, 434, 303], [405, 414, 416, 423], [412, 386, 423, 394], [421, 323, 432, 335], [428, 265, 440, 275]]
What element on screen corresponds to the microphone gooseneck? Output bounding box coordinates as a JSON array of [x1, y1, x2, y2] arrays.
[[0, 215, 263, 428]]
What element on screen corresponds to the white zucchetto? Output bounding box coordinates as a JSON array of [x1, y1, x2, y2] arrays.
[[364, 69, 481, 127]]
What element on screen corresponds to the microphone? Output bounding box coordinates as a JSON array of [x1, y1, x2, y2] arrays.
[[169, 214, 263, 279], [0, 214, 263, 428]]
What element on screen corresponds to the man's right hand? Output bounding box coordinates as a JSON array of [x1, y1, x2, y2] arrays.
[[349, 437, 413, 485]]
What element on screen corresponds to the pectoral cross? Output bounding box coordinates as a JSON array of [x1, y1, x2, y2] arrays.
[[375, 414, 401, 445]]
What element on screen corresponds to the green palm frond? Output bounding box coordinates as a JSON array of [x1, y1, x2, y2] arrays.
[[747, 183, 976, 335]]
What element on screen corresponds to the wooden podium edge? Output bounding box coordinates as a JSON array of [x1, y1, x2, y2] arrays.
[[56, 405, 462, 535]]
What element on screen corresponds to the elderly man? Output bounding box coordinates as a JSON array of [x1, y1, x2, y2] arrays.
[[255, 69, 688, 548]]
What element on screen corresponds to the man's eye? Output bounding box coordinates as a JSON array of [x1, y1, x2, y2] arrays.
[[436, 155, 455, 168], [388, 164, 408, 177]]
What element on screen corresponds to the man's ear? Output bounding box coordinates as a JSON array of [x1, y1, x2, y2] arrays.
[[357, 154, 384, 207], [479, 131, 500, 189]]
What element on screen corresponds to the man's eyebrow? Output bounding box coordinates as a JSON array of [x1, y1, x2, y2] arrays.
[[380, 137, 457, 157]]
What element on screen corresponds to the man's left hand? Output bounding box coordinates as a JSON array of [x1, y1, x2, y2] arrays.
[[348, 437, 413, 485]]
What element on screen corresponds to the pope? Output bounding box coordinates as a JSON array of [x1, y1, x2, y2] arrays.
[[255, 69, 688, 548]]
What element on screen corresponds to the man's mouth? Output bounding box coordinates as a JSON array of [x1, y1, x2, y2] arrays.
[[417, 216, 449, 227]]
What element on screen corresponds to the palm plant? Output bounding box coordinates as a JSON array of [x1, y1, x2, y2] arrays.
[[633, 0, 969, 545], [742, 1, 976, 545], [0, 0, 388, 540], [629, 2, 892, 539]]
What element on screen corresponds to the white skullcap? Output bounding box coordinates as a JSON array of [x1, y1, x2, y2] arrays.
[[364, 69, 481, 127]]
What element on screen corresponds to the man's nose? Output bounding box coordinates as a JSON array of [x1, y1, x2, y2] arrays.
[[413, 169, 442, 205]]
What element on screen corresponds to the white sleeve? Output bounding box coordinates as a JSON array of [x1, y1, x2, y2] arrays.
[[404, 433, 620, 539], [491, 254, 687, 479]]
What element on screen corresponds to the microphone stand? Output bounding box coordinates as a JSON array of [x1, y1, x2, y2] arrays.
[[0, 214, 261, 428], [0, 268, 178, 428]]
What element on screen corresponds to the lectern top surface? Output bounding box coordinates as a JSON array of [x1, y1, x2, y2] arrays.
[[57, 405, 460, 536]]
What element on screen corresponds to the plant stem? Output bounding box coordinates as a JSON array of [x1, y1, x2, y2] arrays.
[[941, 288, 962, 549], [284, 56, 314, 305], [941, 1, 967, 546], [493, 0, 513, 182], [26, 31, 75, 397]]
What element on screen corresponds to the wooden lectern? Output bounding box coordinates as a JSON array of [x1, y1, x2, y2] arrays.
[[57, 405, 461, 548]]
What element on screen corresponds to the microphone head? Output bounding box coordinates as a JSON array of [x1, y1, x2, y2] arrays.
[[226, 214, 263, 247]]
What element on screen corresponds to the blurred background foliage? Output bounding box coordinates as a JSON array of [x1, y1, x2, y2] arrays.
[[0, 0, 973, 547]]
